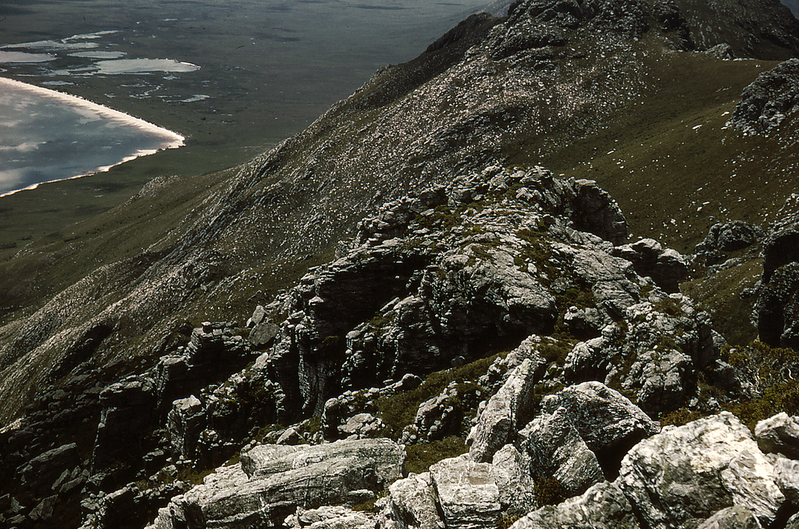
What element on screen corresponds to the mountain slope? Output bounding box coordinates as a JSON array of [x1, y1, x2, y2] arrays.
[[0, 0, 797, 429]]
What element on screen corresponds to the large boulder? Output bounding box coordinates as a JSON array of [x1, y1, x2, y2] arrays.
[[377, 472, 444, 529], [620, 347, 693, 413], [617, 412, 785, 529], [509, 481, 639, 529], [468, 359, 539, 463], [774, 458, 799, 505], [490, 445, 537, 518], [537, 382, 658, 475], [429, 456, 502, 529], [517, 406, 604, 496], [152, 439, 405, 528], [755, 412, 799, 459]]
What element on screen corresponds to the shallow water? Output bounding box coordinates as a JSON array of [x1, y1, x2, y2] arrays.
[[0, 77, 183, 196]]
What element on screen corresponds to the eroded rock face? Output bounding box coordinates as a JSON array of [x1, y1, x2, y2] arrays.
[[612, 238, 689, 293], [19, 442, 81, 494], [262, 163, 636, 419], [429, 456, 502, 529], [617, 412, 785, 529], [468, 359, 540, 463], [509, 481, 639, 529], [752, 193, 799, 350], [153, 439, 405, 529], [566, 295, 720, 415], [694, 221, 764, 266]]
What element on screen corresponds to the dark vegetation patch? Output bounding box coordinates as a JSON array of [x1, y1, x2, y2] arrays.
[[376, 353, 503, 439], [405, 436, 469, 474], [534, 476, 568, 506], [681, 256, 762, 346]]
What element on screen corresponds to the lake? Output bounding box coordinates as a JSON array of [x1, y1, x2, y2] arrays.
[[0, 76, 185, 196], [0, 0, 508, 197]]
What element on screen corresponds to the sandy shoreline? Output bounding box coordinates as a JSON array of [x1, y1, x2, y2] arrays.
[[0, 76, 185, 145]]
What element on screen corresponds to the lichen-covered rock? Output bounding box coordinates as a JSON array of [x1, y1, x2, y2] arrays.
[[695, 505, 762, 529], [694, 221, 764, 266], [613, 238, 689, 293], [620, 347, 693, 414], [490, 444, 536, 518], [286, 506, 375, 529], [617, 412, 785, 529], [153, 439, 405, 529], [407, 383, 463, 444], [509, 481, 639, 529], [729, 58, 799, 135], [92, 375, 158, 471], [774, 457, 799, 505], [468, 359, 539, 463], [429, 456, 501, 529], [377, 472, 444, 529], [518, 406, 604, 496], [538, 382, 658, 472], [755, 412, 799, 459], [338, 413, 384, 440]]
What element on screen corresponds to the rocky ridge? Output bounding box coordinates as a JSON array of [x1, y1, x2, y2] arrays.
[[1, 161, 796, 528]]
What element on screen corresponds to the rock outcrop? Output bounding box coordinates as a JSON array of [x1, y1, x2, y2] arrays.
[[618, 412, 785, 529], [729, 58, 799, 135], [151, 439, 405, 529], [755, 197, 799, 350], [3, 1, 799, 528]]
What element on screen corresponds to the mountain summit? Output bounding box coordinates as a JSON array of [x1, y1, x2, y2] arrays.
[[1, 1, 799, 528]]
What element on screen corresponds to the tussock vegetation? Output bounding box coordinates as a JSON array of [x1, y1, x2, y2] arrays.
[[376, 353, 503, 439]]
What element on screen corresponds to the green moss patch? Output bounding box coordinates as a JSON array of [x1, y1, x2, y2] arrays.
[[405, 436, 468, 474]]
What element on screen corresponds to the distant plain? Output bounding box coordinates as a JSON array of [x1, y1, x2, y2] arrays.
[[0, 0, 497, 252]]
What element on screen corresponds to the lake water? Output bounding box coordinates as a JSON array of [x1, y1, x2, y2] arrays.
[[0, 76, 184, 196], [0, 0, 509, 197]]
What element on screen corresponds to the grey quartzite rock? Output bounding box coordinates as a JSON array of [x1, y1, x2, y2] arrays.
[[509, 481, 639, 529], [617, 412, 785, 529], [152, 439, 405, 529], [429, 456, 501, 529], [755, 412, 799, 459], [696, 505, 762, 529], [518, 406, 604, 496], [377, 472, 444, 529], [468, 359, 539, 463], [729, 58, 799, 135]]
